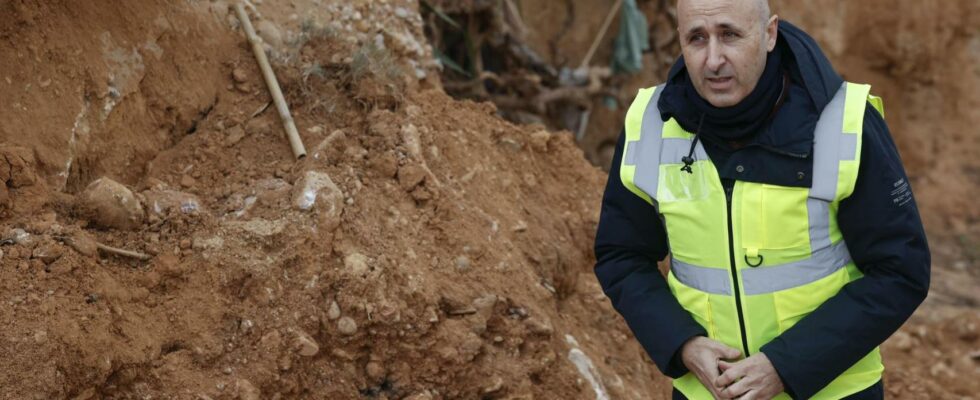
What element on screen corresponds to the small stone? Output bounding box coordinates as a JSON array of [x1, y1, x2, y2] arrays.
[[483, 376, 504, 394], [68, 231, 98, 257], [332, 348, 356, 361], [179, 238, 192, 250], [327, 300, 341, 320], [224, 125, 246, 147], [512, 220, 528, 232], [404, 391, 434, 400], [294, 332, 320, 357], [256, 20, 283, 48], [337, 316, 358, 335], [143, 189, 204, 216], [470, 294, 497, 334], [498, 136, 523, 152], [180, 175, 196, 189], [397, 164, 426, 190], [929, 361, 954, 378], [529, 130, 551, 152], [235, 379, 261, 400], [77, 177, 146, 230], [890, 331, 913, 351], [525, 317, 553, 337], [957, 320, 978, 342], [401, 124, 422, 157], [32, 244, 63, 265], [344, 253, 369, 276], [455, 255, 471, 270], [459, 333, 483, 361], [232, 68, 248, 84], [9, 228, 30, 244], [365, 361, 385, 380], [292, 172, 345, 230]]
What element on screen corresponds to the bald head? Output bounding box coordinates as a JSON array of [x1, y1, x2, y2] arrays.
[[678, 0, 772, 30], [675, 0, 779, 107]]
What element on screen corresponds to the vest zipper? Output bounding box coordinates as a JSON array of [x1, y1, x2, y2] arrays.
[[724, 182, 751, 356]]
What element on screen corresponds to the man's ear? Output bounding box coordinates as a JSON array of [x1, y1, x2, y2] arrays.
[[766, 14, 779, 52]]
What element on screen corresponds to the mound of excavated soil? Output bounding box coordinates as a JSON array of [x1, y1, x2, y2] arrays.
[[0, 1, 666, 399], [0, 0, 976, 399]]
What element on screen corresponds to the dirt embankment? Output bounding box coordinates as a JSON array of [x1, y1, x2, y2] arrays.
[[0, 1, 666, 399], [0, 0, 977, 399]]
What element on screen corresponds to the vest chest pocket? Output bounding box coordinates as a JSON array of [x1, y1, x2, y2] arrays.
[[741, 184, 811, 251]]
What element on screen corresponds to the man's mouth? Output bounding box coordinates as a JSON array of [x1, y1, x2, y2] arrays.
[[706, 76, 734, 90]]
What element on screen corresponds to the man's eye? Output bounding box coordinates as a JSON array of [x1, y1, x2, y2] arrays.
[[723, 31, 739, 39], [689, 34, 706, 43]]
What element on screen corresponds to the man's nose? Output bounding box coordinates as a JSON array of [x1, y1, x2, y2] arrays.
[[706, 38, 726, 74]]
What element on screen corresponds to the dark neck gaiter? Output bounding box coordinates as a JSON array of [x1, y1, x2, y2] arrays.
[[659, 45, 785, 143]]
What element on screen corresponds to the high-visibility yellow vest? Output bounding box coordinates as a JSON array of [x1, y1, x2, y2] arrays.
[[621, 82, 886, 399]]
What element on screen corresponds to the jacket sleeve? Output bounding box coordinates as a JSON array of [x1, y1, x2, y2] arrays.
[[594, 130, 708, 378], [759, 105, 931, 398]]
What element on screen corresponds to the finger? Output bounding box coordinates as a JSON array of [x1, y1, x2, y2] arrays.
[[714, 364, 744, 388], [719, 377, 753, 399], [712, 342, 742, 360], [718, 360, 736, 372], [736, 389, 759, 400]]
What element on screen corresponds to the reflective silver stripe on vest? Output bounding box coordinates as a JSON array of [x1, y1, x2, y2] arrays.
[[741, 241, 852, 295], [671, 240, 853, 295], [667, 83, 857, 295], [670, 258, 732, 295], [624, 86, 665, 198], [810, 83, 858, 202], [662, 138, 710, 165]]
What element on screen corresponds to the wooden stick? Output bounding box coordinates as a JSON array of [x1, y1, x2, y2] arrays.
[[96, 243, 152, 261], [579, 0, 623, 69], [233, 3, 307, 159]]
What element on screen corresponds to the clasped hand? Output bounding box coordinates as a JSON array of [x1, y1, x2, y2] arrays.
[[680, 336, 784, 400]]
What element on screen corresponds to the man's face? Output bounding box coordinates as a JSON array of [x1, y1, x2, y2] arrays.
[[677, 0, 778, 107]]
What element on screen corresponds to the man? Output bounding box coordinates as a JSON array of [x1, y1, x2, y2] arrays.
[[593, 0, 930, 399]]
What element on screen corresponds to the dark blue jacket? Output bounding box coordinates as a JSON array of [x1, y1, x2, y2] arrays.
[[594, 21, 930, 398]]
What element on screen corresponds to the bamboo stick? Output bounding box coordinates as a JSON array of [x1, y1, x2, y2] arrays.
[[580, 0, 624, 69], [96, 243, 152, 261], [233, 3, 307, 159]]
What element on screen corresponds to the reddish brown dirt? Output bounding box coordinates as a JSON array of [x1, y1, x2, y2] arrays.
[[0, 0, 977, 399], [0, 1, 666, 399]]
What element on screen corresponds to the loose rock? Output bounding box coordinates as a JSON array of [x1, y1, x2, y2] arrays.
[[327, 300, 341, 320], [256, 20, 283, 48], [397, 164, 426, 190], [32, 244, 63, 265], [454, 255, 471, 271], [366, 361, 385, 381], [143, 189, 203, 217], [529, 130, 551, 152], [67, 231, 98, 257], [76, 177, 146, 230], [294, 331, 320, 357], [292, 171, 345, 227], [344, 253, 369, 276], [231, 68, 248, 84], [224, 125, 246, 147], [235, 379, 261, 400], [338, 316, 358, 335], [891, 331, 914, 351], [525, 317, 553, 337]]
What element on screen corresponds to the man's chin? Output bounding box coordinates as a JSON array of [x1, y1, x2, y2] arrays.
[[704, 92, 742, 108]]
